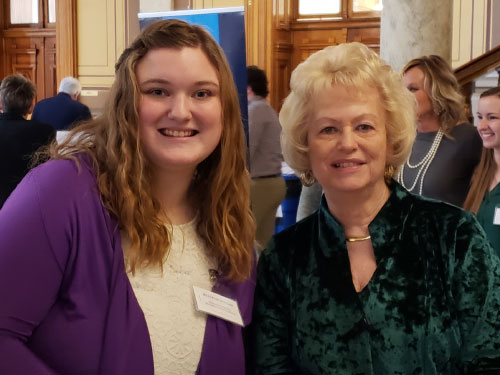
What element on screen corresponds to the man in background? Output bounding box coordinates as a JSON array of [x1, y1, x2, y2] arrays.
[[247, 66, 286, 248], [0, 74, 55, 208], [31, 76, 91, 130]]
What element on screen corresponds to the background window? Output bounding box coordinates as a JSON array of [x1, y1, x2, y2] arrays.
[[353, 0, 383, 12], [48, 0, 56, 23], [298, 0, 340, 15], [10, 0, 39, 24]]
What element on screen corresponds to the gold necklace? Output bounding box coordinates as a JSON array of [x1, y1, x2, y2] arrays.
[[346, 235, 371, 243]]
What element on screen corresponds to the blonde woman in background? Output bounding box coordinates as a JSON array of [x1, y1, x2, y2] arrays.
[[398, 55, 482, 207], [0, 20, 255, 374]]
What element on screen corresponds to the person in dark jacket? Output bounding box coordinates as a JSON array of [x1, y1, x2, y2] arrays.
[[0, 74, 55, 208], [31, 76, 91, 130]]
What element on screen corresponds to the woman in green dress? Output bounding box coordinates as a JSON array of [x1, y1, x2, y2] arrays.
[[464, 86, 500, 257], [251, 43, 500, 374]]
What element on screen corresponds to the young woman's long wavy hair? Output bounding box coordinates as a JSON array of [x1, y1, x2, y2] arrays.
[[45, 19, 254, 281], [403, 55, 467, 136], [464, 86, 500, 214]]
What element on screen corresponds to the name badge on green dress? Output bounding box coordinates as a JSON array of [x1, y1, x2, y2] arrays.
[[493, 206, 500, 225]]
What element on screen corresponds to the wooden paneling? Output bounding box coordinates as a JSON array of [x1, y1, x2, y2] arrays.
[[2, 33, 57, 100], [245, 1, 380, 111], [272, 43, 292, 109], [4, 36, 46, 100], [347, 27, 379, 53], [246, 0, 269, 69], [274, 0, 290, 30], [291, 28, 347, 68], [1, 0, 58, 101], [44, 35, 56, 97]]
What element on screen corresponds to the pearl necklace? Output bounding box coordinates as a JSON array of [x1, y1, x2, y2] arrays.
[[397, 129, 444, 195]]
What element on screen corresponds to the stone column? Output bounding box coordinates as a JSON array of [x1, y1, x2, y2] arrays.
[[380, 0, 453, 71]]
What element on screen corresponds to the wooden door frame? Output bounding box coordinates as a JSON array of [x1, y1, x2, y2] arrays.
[[56, 0, 77, 84]]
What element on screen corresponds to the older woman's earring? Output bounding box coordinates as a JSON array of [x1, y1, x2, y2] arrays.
[[300, 170, 316, 187], [384, 165, 395, 184]]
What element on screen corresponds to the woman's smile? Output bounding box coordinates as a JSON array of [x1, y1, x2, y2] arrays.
[[158, 128, 198, 137]]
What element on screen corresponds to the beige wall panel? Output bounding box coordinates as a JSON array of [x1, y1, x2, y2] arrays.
[[451, 0, 461, 63], [452, 0, 473, 68], [116, 1, 127, 59], [452, 0, 493, 68], [78, 0, 127, 88], [211, 0, 244, 7], [77, 0, 111, 67], [472, 0, 486, 59]]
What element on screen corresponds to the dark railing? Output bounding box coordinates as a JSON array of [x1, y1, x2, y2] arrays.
[[454, 45, 500, 122], [455, 44, 500, 86]]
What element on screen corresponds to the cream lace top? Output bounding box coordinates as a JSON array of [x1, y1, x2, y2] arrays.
[[124, 219, 217, 374]]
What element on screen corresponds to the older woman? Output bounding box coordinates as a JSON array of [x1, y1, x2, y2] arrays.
[[251, 43, 500, 374], [397, 55, 482, 207]]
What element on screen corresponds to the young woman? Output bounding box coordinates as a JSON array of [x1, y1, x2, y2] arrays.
[[0, 20, 255, 374], [464, 86, 500, 257]]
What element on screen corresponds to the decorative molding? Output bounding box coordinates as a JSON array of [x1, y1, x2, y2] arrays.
[[291, 19, 379, 31], [13, 64, 37, 81], [275, 42, 293, 52], [3, 28, 56, 37]]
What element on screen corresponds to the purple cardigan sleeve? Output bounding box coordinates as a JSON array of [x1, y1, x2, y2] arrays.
[[0, 160, 89, 374], [0, 161, 77, 374]]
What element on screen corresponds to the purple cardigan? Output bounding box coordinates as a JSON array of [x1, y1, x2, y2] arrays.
[[0, 156, 256, 374]]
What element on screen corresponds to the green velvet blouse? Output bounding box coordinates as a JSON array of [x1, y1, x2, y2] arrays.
[[252, 183, 500, 374], [477, 182, 500, 258]]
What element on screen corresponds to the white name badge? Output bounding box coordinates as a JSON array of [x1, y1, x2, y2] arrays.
[[493, 207, 500, 225], [193, 286, 244, 326]]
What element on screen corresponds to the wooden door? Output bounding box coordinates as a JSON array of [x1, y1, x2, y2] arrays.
[[1, 0, 57, 101]]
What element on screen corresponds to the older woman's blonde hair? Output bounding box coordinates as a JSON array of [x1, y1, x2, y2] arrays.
[[41, 20, 254, 282], [280, 42, 416, 183], [403, 55, 466, 135]]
